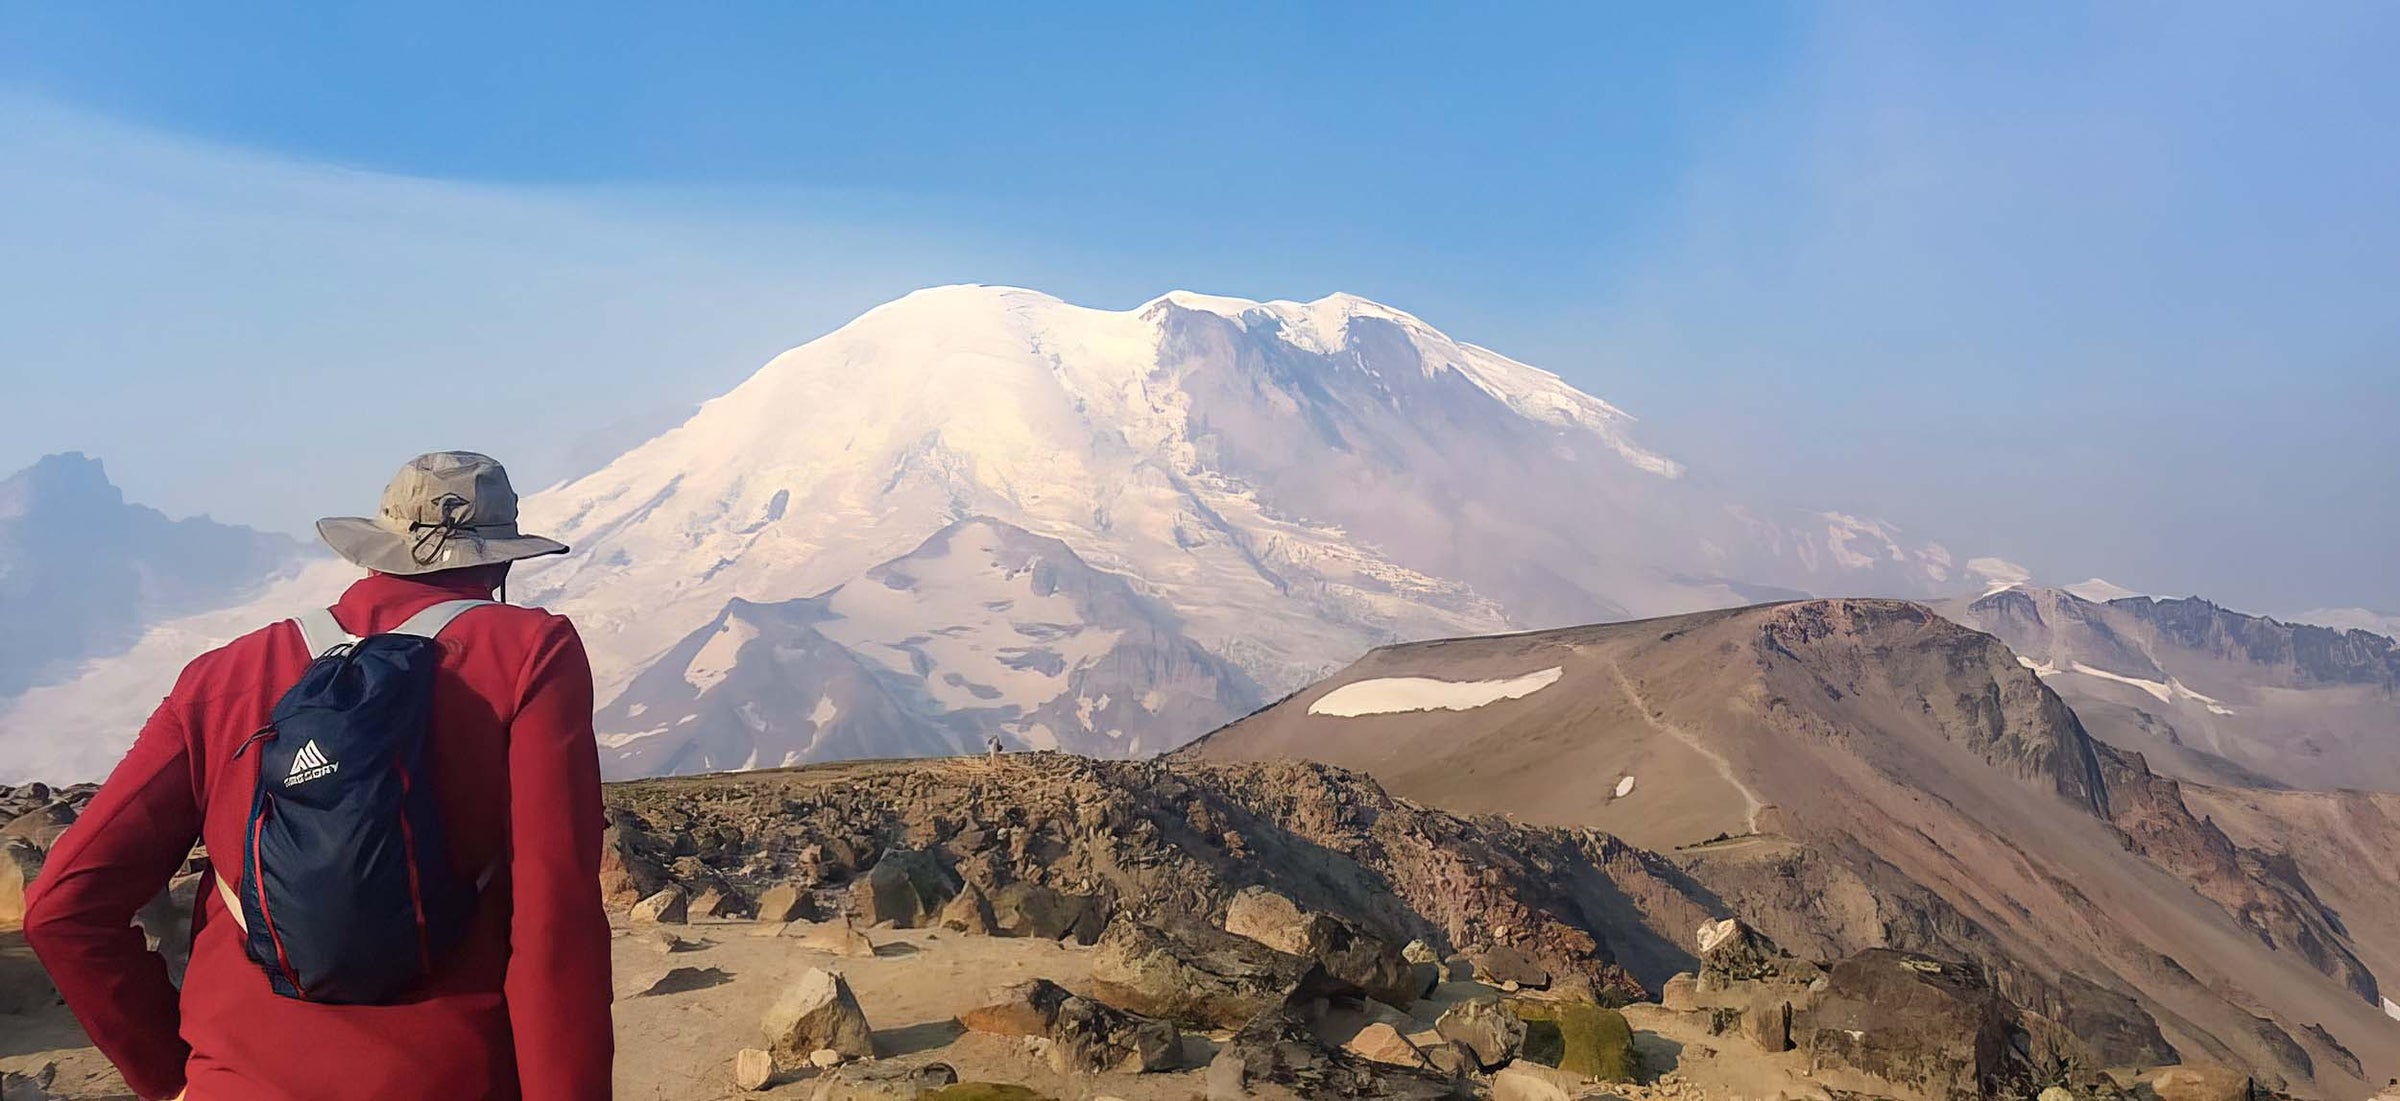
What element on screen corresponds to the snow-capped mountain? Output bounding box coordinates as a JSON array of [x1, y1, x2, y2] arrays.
[[515, 286, 1962, 702], [8, 286, 1978, 779], [596, 516, 1259, 777]]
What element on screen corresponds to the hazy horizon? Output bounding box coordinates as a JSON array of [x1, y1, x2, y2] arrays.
[[3, 3, 2395, 618]]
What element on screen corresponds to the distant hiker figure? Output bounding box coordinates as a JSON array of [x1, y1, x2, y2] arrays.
[[986, 733, 1004, 759], [24, 452, 613, 1101]]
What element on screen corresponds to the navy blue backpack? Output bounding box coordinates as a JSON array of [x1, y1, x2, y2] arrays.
[[215, 600, 494, 1004]]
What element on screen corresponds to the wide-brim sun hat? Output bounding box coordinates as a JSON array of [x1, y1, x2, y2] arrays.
[[318, 451, 569, 575]]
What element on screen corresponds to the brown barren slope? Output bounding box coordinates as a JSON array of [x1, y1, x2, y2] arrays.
[[1185, 598, 2400, 1096]]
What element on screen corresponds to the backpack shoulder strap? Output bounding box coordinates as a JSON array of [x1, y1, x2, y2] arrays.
[[389, 599, 496, 640], [292, 607, 359, 658]]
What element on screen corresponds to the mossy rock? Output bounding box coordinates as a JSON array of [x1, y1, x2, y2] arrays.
[[921, 1085, 1056, 1101], [1511, 1001, 1639, 1081]]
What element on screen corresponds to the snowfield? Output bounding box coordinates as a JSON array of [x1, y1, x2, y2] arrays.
[[1308, 667, 1565, 717]]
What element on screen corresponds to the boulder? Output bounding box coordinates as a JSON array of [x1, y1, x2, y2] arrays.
[[1220, 886, 1419, 1008], [0, 803, 74, 850], [1696, 917, 1820, 988], [1802, 949, 2027, 1101], [597, 823, 665, 909], [690, 886, 745, 920], [988, 881, 1104, 943], [1088, 918, 1339, 1030], [961, 975, 1182, 1071], [1048, 989, 1182, 1074], [938, 882, 997, 935], [761, 968, 874, 1069], [620, 964, 727, 997], [1434, 996, 1525, 1070], [1402, 939, 1442, 965], [1472, 945, 1550, 990], [1659, 972, 1699, 1012], [1420, 1039, 1477, 1078], [1343, 1022, 1429, 1069], [755, 883, 814, 924], [1743, 999, 1791, 1054], [1491, 1064, 1592, 1101], [1513, 1001, 1638, 1081], [1206, 1006, 1458, 1101], [2141, 1065, 2258, 1101], [732, 1047, 774, 1091], [630, 885, 688, 924], [796, 916, 877, 958], [0, 839, 43, 926], [1223, 885, 1320, 955], [0, 1063, 61, 1101], [851, 848, 960, 929]]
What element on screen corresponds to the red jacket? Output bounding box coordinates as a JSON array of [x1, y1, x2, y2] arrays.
[[24, 571, 614, 1101]]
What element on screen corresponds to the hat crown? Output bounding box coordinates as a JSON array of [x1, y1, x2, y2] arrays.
[[375, 452, 519, 533]]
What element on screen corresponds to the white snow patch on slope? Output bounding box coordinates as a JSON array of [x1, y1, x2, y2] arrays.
[[2063, 577, 2145, 602], [1309, 667, 1565, 717], [1969, 557, 2033, 596], [597, 727, 669, 749], [2384, 995, 2400, 1022], [810, 696, 839, 726], [684, 617, 758, 694], [1614, 775, 1636, 798], [2043, 662, 2236, 715]]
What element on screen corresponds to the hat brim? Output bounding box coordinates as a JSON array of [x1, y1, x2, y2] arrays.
[[317, 516, 569, 576]]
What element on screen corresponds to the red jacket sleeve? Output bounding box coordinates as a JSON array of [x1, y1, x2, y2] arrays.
[[23, 685, 201, 1101], [503, 618, 614, 1100]]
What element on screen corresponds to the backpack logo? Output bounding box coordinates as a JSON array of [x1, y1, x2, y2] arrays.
[[286, 740, 339, 787]]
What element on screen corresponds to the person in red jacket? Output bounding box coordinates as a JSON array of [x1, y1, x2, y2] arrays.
[[24, 451, 614, 1101]]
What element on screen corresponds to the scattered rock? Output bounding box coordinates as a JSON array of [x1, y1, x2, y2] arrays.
[[989, 881, 1104, 943], [0, 803, 74, 849], [1472, 945, 1550, 990], [1695, 918, 1820, 988], [641, 928, 683, 954], [732, 1047, 774, 1091], [1491, 1063, 1591, 1101], [1401, 939, 1441, 965], [1342, 1022, 1429, 1069], [852, 847, 961, 928], [1434, 996, 1525, 1070], [796, 916, 877, 957], [1440, 955, 1475, 983], [1223, 885, 1320, 954], [961, 975, 1180, 1075], [0, 838, 43, 926], [690, 885, 745, 920], [0, 1061, 61, 1101], [1802, 949, 2027, 1101], [762, 968, 875, 1069], [1659, 972, 1698, 1012], [939, 882, 997, 935], [1207, 1006, 1457, 1100], [2141, 1065, 2257, 1101], [1514, 1000, 1639, 1081], [1742, 999, 1791, 1054], [1088, 918, 1337, 1030], [1420, 1039, 1477, 1078], [630, 885, 689, 924], [808, 1048, 846, 1070], [598, 823, 665, 909], [1220, 886, 1420, 1008], [755, 883, 813, 924]]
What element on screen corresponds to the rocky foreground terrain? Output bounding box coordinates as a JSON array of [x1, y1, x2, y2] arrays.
[[9, 755, 2388, 1100]]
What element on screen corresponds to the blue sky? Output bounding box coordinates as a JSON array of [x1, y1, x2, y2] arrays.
[[2, 2, 2395, 616]]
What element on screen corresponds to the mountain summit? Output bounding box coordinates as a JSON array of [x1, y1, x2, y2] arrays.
[[8, 286, 1979, 778], [506, 285, 1966, 769]]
